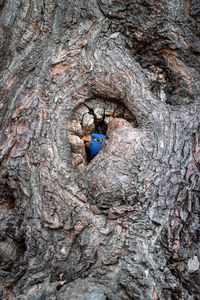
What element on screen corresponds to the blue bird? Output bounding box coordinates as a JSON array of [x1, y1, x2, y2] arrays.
[[82, 133, 105, 157]]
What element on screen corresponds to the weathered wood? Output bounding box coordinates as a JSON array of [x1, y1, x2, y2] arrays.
[[0, 0, 199, 299]]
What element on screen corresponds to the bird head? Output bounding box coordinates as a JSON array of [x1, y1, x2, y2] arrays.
[[82, 133, 105, 157]]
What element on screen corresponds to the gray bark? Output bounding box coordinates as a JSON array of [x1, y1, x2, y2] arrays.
[[0, 0, 200, 299]]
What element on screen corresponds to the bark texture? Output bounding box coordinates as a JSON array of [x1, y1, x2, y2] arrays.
[[0, 0, 200, 299]]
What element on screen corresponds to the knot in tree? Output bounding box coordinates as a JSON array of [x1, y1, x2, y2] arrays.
[[0, 1, 200, 299]]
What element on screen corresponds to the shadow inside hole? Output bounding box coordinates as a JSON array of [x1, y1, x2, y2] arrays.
[[85, 146, 92, 163], [94, 119, 108, 135]]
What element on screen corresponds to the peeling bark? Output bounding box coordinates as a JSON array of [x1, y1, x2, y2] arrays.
[[0, 0, 200, 299]]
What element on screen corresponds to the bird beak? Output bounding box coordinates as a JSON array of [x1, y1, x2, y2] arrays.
[[82, 135, 91, 148]]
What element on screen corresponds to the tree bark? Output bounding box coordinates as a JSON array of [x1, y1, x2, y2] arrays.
[[0, 0, 200, 299]]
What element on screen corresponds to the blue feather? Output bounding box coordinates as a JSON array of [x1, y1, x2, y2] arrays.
[[89, 134, 105, 157]]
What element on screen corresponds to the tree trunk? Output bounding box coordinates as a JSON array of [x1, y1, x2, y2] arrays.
[[0, 1, 200, 299]]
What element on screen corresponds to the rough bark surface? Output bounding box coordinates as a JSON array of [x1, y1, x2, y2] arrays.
[[0, 0, 200, 299]]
